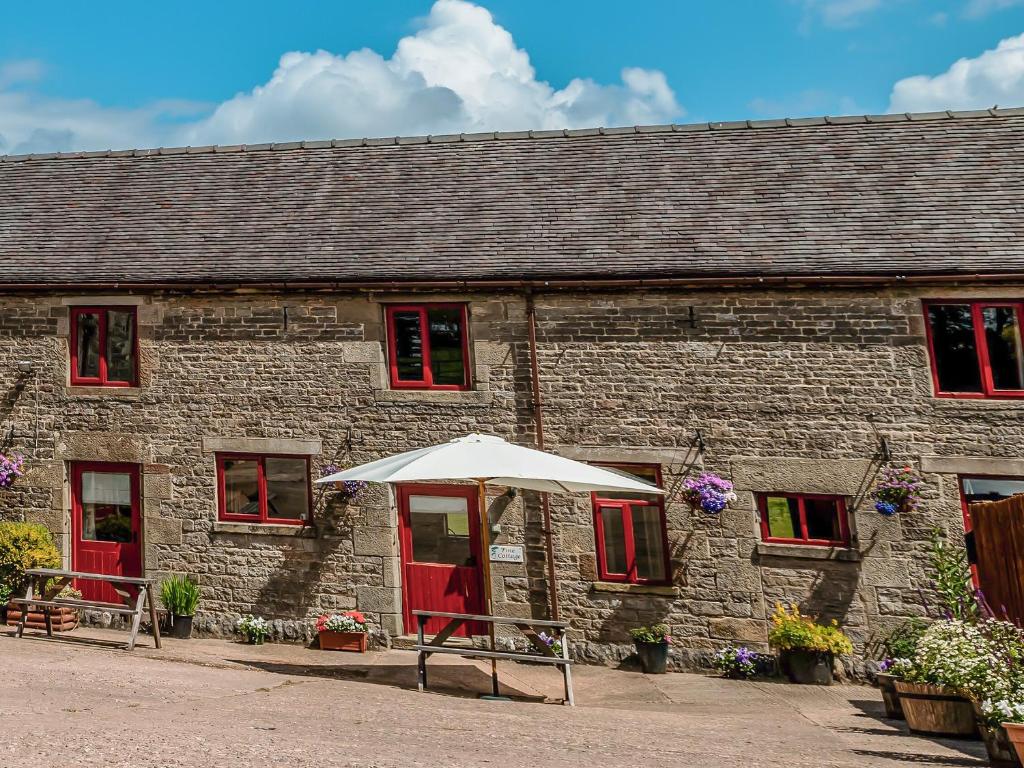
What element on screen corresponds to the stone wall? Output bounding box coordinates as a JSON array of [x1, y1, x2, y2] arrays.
[[0, 284, 1019, 670]]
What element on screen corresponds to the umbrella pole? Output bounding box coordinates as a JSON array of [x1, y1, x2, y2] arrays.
[[477, 478, 500, 698]]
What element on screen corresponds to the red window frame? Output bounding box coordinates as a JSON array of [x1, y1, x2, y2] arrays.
[[216, 453, 312, 526], [923, 299, 1024, 400], [757, 493, 850, 547], [384, 303, 470, 391], [591, 464, 670, 585], [69, 306, 139, 387]]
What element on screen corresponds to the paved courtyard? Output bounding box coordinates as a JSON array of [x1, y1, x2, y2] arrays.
[[1, 627, 987, 768]]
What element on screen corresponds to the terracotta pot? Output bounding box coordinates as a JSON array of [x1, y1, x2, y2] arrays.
[[319, 630, 367, 652], [1004, 723, 1024, 764], [970, 702, 1021, 766], [6, 602, 79, 632], [876, 673, 904, 720], [895, 681, 978, 738], [780, 649, 833, 685]]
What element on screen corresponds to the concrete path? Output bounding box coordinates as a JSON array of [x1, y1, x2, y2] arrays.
[[0, 627, 988, 768]]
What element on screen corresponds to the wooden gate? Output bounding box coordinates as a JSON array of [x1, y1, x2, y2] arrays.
[[969, 494, 1024, 626]]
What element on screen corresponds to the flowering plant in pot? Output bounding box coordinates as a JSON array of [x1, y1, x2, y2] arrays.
[[0, 453, 25, 489], [869, 618, 929, 719], [160, 575, 200, 639], [712, 646, 771, 680], [237, 614, 271, 645], [680, 473, 737, 514], [769, 604, 852, 686], [871, 465, 922, 516], [316, 610, 369, 652], [319, 464, 367, 502], [628, 623, 672, 674]]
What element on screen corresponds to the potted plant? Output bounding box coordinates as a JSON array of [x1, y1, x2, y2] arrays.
[[680, 473, 737, 514], [629, 623, 672, 674], [977, 699, 1023, 766], [871, 465, 922, 516], [870, 618, 928, 719], [712, 646, 770, 680], [319, 464, 367, 502], [237, 615, 271, 645], [769, 604, 852, 686], [1, 521, 60, 626], [316, 611, 369, 652], [160, 575, 200, 639]]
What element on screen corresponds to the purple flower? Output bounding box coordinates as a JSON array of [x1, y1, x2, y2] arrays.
[[0, 453, 25, 489], [682, 473, 736, 515]]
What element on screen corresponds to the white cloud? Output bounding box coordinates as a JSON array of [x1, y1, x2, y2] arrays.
[[0, 0, 682, 154], [964, 0, 1024, 18], [797, 0, 884, 28], [888, 32, 1024, 112]]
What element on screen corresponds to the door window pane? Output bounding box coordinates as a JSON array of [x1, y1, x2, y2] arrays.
[[427, 307, 466, 386], [982, 307, 1024, 391], [765, 496, 800, 539], [409, 495, 472, 565], [392, 311, 424, 381], [76, 312, 101, 379], [927, 304, 983, 393], [961, 477, 1024, 505], [632, 505, 667, 581], [223, 459, 260, 516], [265, 458, 309, 521], [804, 498, 842, 541], [599, 505, 628, 574], [106, 310, 136, 383], [80, 471, 133, 543]]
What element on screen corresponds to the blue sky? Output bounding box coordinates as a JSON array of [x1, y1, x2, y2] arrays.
[[1, 0, 1023, 153]]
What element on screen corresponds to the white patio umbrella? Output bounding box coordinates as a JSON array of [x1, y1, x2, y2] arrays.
[[317, 433, 663, 697]]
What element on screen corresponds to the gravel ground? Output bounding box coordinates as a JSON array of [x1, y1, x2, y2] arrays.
[[0, 628, 988, 768]]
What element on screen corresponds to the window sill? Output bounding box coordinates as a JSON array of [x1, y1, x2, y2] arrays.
[[590, 581, 679, 597], [755, 542, 861, 562], [373, 389, 493, 405], [212, 521, 317, 538], [65, 385, 142, 399]]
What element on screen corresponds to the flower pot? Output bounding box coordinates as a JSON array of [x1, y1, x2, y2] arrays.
[[780, 649, 833, 685], [1004, 723, 1024, 765], [245, 635, 265, 646], [894, 681, 978, 738], [169, 614, 194, 640], [319, 630, 368, 652], [876, 672, 904, 720], [634, 641, 669, 674], [6, 602, 79, 632], [970, 703, 1021, 766]]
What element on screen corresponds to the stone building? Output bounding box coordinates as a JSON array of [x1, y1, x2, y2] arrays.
[[2, 109, 1024, 670]]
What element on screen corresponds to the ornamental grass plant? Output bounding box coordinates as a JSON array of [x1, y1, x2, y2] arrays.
[[160, 575, 200, 617]]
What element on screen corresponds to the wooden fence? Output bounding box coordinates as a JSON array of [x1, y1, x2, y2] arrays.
[[969, 494, 1024, 627]]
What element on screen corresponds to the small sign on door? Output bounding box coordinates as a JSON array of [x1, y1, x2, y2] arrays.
[[489, 545, 524, 563]]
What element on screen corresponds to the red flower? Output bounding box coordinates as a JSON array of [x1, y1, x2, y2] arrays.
[[345, 610, 366, 624]]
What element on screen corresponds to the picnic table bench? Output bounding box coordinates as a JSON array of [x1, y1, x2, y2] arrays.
[[413, 610, 574, 706], [10, 568, 161, 651]]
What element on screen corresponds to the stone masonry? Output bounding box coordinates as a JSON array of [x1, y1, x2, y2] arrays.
[[1, 283, 1020, 672]]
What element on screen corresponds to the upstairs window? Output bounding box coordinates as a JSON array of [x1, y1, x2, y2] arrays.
[[70, 307, 138, 387], [217, 453, 311, 525], [592, 464, 669, 585], [758, 493, 849, 547], [385, 304, 470, 390], [925, 301, 1024, 398]]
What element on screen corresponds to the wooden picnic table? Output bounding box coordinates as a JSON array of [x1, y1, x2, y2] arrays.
[[10, 568, 161, 651], [413, 609, 574, 706]]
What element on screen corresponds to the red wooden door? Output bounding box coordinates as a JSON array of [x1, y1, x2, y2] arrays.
[[71, 462, 142, 603], [398, 484, 486, 637]]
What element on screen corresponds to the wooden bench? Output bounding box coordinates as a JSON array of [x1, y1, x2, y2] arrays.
[[11, 568, 161, 651], [413, 610, 574, 706]]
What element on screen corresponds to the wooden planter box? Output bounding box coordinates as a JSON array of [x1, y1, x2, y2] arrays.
[[876, 672, 904, 720], [318, 630, 367, 652], [6, 602, 79, 633], [895, 681, 978, 738], [970, 701, 1022, 766]]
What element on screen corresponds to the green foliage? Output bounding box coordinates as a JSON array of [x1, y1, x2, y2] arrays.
[[928, 528, 980, 622], [869, 618, 929, 661], [160, 575, 200, 617], [629, 623, 671, 644], [769, 604, 854, 655], [0, 522, 60, 600]]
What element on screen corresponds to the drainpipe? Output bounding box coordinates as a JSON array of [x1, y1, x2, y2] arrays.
[[526, 291, 560, 622]]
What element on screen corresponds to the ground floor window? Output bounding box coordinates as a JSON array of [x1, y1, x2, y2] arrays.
[[758, 493, 849, 546], [592, 464, 669, 585], [216, 453, 311, 525]]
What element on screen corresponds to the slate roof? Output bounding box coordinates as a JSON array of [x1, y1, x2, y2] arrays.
[[3, 109, 1024, 287]]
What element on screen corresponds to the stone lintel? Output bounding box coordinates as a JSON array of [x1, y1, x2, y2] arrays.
[[920, 455, 1024, 476], [201, 437, 322, 455]]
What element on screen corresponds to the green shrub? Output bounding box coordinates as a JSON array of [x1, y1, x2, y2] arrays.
[[869, 617, 929, 662], [0, 522, 60, 601], [769, 604, 853, 655], [160, 575, 200, 617]]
